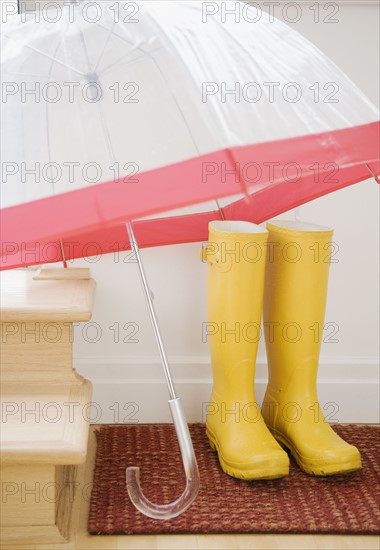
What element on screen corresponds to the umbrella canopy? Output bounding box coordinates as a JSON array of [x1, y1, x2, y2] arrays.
[[1, 0, 379, 269]]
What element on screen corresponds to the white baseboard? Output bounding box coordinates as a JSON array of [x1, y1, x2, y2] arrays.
[[75, 358, 379, 424]]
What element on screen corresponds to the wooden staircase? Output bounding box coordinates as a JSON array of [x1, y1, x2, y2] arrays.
[[0, 269, 96, 545]]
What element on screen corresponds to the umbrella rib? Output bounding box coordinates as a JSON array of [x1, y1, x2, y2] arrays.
[[3, 33, 85, 77], [215, 200, 226, 220], [92, 20, 117, 74], [365, 163, 380, 183], [95, 22, 154, 77], [6, 72, 50, 78], [45, 34, 67, 197], [97, 51, 148, 78], [79, 28, 93, 73]]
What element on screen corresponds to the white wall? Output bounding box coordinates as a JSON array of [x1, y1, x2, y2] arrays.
[[12, 1, 378, 423]]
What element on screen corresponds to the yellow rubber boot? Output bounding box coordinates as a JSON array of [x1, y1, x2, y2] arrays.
[[262, 220, 362, 476], [203, 220, 289, 480]]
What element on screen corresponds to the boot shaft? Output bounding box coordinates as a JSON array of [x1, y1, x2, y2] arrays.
[[205, 221, 268, 396], [263, 220, 334, 391], [261, 221, 362, 475]]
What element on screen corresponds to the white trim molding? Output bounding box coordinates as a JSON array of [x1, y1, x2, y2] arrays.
[[75, 357, 379, 424]]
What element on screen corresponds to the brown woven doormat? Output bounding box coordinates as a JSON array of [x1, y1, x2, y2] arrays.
[[88, 424, 380, 535]]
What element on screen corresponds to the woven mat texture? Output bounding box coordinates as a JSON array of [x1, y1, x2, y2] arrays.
[[88, 424, 380, 535]]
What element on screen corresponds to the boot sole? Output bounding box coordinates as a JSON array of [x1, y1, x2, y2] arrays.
[[269, 428, 362, 476], [206, 428, 289, 480]]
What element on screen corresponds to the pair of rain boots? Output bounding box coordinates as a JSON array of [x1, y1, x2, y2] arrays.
[[203, 220, 362, 479]]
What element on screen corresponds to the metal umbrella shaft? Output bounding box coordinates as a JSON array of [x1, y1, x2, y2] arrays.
[[126, 222, 176, 400]]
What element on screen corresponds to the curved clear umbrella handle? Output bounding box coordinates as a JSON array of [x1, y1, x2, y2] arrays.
[[126, 397, 200, 519]]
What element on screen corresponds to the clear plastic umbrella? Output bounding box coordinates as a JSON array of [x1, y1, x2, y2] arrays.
[[1, 0, 379, 519]]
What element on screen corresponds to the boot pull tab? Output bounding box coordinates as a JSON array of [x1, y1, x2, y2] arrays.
[[200, 242, 221, 265]]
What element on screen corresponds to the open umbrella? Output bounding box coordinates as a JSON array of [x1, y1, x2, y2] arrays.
[[1, 0, 379, 519]]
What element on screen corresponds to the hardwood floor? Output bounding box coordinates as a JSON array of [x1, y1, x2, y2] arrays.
[[2, 426, 379, 550]]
